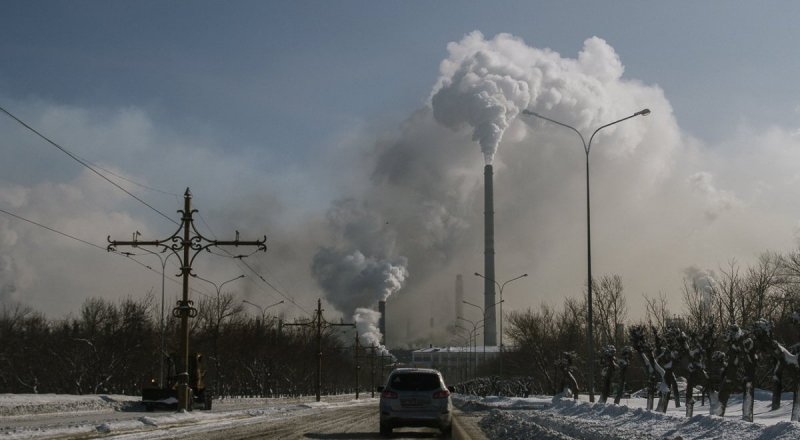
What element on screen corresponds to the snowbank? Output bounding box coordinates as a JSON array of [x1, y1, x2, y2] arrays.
[[0, 394, 140, 416], [456, 391, 800, 439]]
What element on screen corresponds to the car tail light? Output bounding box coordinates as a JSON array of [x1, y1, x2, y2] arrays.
[[432, 389, 450, 399], [381, 389, 398, 399]]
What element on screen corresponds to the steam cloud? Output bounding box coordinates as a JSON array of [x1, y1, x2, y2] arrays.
[[431, 43, 530, 164], [311, 246, 407, 352], [311, 248, 408, 314], [354, 307, 392, 357], [431, 32, 635, 164], [7, 30, 800, 347], [684, 266, 718, 314]]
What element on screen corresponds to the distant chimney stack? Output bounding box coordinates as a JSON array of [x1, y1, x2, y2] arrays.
[[484, 164, 497, 346], [455, 274, 464, 321], [378, 300, 386, 345]]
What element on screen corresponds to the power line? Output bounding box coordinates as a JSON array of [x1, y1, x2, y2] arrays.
[[237, 256, 312, 316], [2, 105, 283, 310], [195, 209, 312, 316], [0, 206, 212, 299], [0, 207, 106, 251], [90, 163, 180, 201], [0, 105, 178, 226]]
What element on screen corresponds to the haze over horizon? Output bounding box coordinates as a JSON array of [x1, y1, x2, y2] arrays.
[[3, 2, 800, 347]]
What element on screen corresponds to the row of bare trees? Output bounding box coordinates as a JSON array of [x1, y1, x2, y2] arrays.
[[0, 292, 371, 397], [501, 248, 800, 396]]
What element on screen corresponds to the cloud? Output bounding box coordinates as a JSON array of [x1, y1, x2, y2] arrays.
[[688, 171, 743, 221], [5, 32, 800, 345]]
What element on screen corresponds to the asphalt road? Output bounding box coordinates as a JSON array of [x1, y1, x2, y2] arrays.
[[1, 395, 487, 440], [190, 404, 445, 440]]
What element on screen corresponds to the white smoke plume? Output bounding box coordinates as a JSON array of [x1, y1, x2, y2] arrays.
[[311, 244, 407, 350], [354, 307, 392, 357], [311, 248, 407, 315], [8, 30, 800, 347], [688, 171, 743, 221], [432, 33, 531, 164], [431, 32, 640, 165], [684, 266, 718, 314]]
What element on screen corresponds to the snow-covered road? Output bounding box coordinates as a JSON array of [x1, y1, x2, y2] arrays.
[[3, 390, 800, 439], [0, 394, 445, 439]]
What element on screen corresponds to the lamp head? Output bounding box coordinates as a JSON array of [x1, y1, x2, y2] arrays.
[[635, 108, 651, 117]]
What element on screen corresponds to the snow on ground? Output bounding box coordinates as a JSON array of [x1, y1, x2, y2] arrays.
[[4, 391, 800, 439], [0, 394, 140, 417], [455, 390, 800, 439], [0, 394, 375, 439]]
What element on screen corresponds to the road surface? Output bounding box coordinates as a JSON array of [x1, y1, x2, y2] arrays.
[[1, 395, 480, 439], [192, 403, 446, 440]]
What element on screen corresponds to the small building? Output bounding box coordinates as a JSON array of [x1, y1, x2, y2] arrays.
[[411, 346, 500, 384]]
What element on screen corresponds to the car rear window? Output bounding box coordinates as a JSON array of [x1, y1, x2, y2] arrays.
[[389, 373, 441, 391]]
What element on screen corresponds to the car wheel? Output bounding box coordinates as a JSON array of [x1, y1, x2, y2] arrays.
[[379, 422, 392, 437], [440, 423, 452, 437]]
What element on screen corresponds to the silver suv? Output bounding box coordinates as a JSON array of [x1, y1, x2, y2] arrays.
[[377, 368, 453, 436]]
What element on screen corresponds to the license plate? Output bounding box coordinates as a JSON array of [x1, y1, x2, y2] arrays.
[[401, 398, 427, 407]]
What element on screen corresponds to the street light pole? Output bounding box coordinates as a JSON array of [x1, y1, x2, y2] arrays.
[[454, 325, 469, 379], [134, 245, 178, 389], [242, 299, 285, 325], [194, 274, 246, 321], [192, 274, 246, 397], [463, 299, 503, 364], [457, 316, 484, 377], [521, 108, 650, 402], [474, 273, 527, 364]]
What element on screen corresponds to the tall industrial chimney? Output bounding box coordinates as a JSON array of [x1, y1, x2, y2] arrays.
[[484, 164, 497, 346], [455, 274, 464, 322], [378, 300, 386, 345]]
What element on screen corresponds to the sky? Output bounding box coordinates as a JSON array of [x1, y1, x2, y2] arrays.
[[3, 1, 800, 347]]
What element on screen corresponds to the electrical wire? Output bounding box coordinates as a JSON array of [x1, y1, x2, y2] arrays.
[[0, 206, 212, 299], [0, 105, 178, 226], [2, 104, 292, 312], [0, 207, 107, 251], [195, 209, 312, 316]]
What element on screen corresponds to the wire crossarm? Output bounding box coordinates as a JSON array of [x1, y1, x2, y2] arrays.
[[105, 188, 267, 412], [284, 299, 356, 402]]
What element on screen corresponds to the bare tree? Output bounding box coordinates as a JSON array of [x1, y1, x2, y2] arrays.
[[683, 281, 703, 331], [777, 250, 800, 321], [195, 291, 245, 396], [592, 274, 628, 347], [742, 252, 783, 323], [715, 260, 744, 328], [506, 305, 558, 392], [643, 292, 670, 332]]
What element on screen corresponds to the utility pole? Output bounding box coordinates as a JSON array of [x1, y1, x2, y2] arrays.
[[354, 333, 361, 400], [370, 344, 376, 398], [354, 342, 380, 399], [108, 188, 266, 412], [285, 299, 354, 402]]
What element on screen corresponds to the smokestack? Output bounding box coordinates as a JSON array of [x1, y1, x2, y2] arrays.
[[455, 274, 463, 322], [484, 164, 497, 346], [378, 300, 386, 345]]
